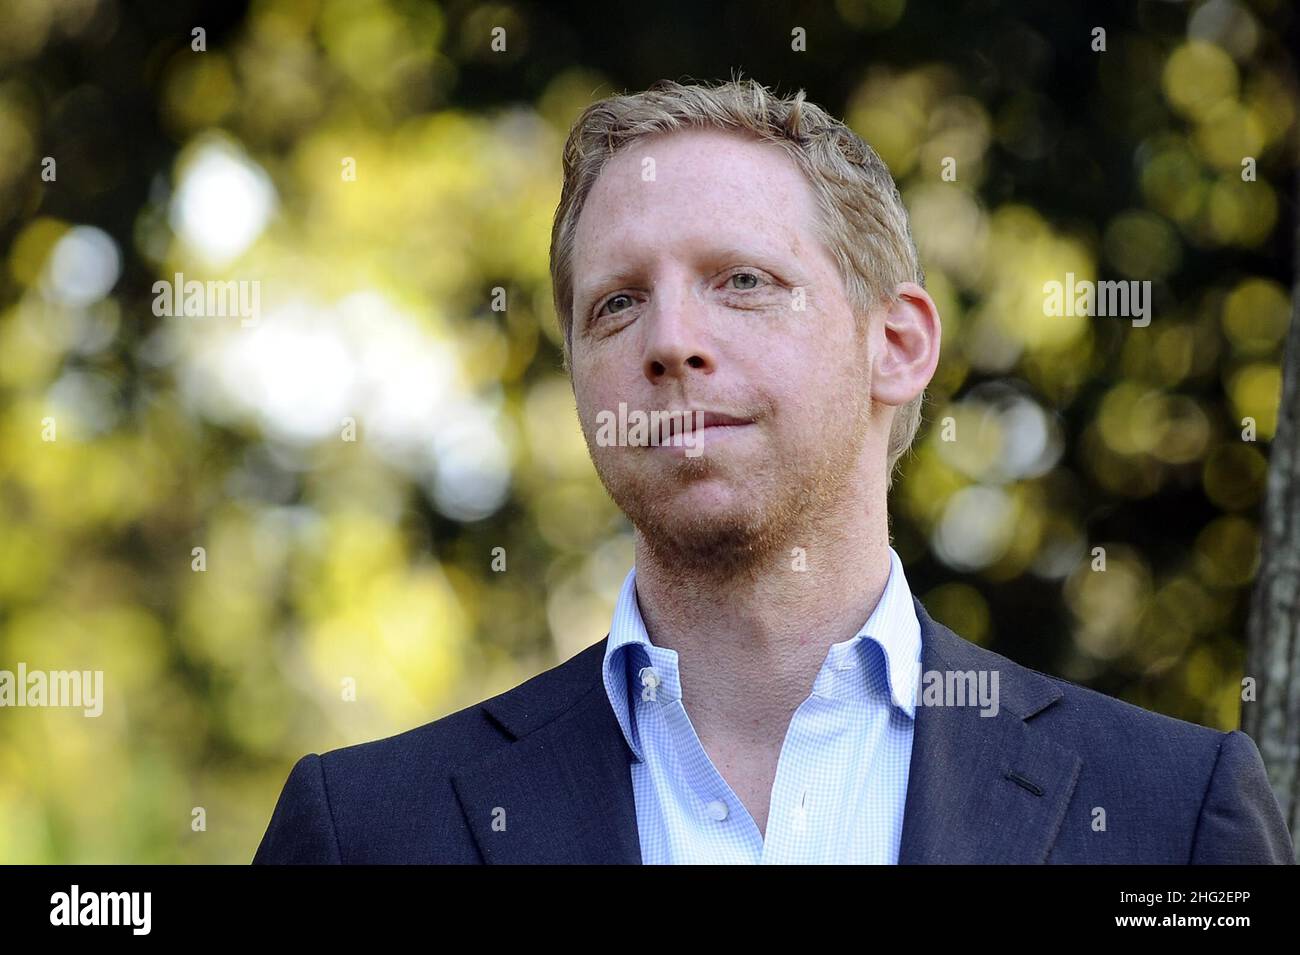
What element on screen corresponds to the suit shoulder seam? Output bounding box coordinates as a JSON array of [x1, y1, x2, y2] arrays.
[[481, 647, 608, 740], [1187, 730, 1231, 864], [529, 667, 608, 733], [313, 752, 347, 864]]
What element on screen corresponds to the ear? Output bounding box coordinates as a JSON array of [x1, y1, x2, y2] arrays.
[[871, 282, 941, 409]]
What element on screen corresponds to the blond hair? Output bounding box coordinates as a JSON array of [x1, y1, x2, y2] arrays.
[[549, 77, 926, 488]]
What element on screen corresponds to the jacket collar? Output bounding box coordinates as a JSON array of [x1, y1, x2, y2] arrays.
[[452, 595, 1081, 864]]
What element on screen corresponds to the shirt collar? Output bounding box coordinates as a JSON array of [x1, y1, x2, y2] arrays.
[[600, 545, 923, 763]]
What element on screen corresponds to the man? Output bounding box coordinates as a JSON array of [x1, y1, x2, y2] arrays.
[[253, 79, 1295, 864]]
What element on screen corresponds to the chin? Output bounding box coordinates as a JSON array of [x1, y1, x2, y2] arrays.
[[670, 475, 754, 511], [639, 512, 783, 578], [611, 474, 783, 572]]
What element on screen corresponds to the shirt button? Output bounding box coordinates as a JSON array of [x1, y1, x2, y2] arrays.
[[639, 666, 661, 702], [705, 799, 729, 821]]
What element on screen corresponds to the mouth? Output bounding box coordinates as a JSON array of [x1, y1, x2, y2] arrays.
[[658, 410, 755, 443]]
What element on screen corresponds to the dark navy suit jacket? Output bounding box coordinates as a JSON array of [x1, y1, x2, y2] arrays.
[[253, 596, 1295, 863]]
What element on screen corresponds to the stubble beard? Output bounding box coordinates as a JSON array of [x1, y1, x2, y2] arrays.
[[589, 396, 874, 584]]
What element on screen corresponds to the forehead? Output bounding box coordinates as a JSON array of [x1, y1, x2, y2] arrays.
[[572, 128, 821, 264]]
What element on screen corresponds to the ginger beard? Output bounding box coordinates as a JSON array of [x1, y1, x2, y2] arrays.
[[576, 331, 878, 582]]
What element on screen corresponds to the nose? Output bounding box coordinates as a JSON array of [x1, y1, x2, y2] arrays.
[[643, 284, 715, 384]]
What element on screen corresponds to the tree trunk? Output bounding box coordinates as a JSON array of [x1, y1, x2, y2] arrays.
[[1242, 179, 1300, 861]]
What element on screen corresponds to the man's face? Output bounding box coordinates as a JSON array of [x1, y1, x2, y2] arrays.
[[569, 128, 884, 573]]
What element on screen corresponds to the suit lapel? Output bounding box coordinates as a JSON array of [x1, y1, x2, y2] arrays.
[[898, 596, 1082, 863], [452, 639, 642, 864]]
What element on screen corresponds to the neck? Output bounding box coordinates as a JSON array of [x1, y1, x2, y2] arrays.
[[631, 486, 893, 751]]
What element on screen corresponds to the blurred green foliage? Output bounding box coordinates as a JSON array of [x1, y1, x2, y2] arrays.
[[0, 0, 1295, 861]]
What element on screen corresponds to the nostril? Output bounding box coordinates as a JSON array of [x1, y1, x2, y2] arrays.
[[686, 355, 705, 369]]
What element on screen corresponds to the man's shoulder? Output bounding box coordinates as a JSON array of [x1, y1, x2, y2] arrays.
[[921, 606, 1228, 767], [316, 636, 609, 782], [924, 619, 1293, 863], [980, 637, 1218, 740], [253, 638, 612, 862]]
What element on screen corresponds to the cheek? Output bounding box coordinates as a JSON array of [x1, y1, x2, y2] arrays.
[[770, 344, 864, 431], [570, 351, 601, 402], [572, 367, 621, 441], [574, 342, 643, 406]]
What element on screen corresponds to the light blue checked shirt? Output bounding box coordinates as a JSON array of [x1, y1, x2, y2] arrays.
[[601, 545, 923, 864]]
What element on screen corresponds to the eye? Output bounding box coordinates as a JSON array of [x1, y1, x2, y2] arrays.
[[726, 271, 763, 291], [596, 293, 636, 318]]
